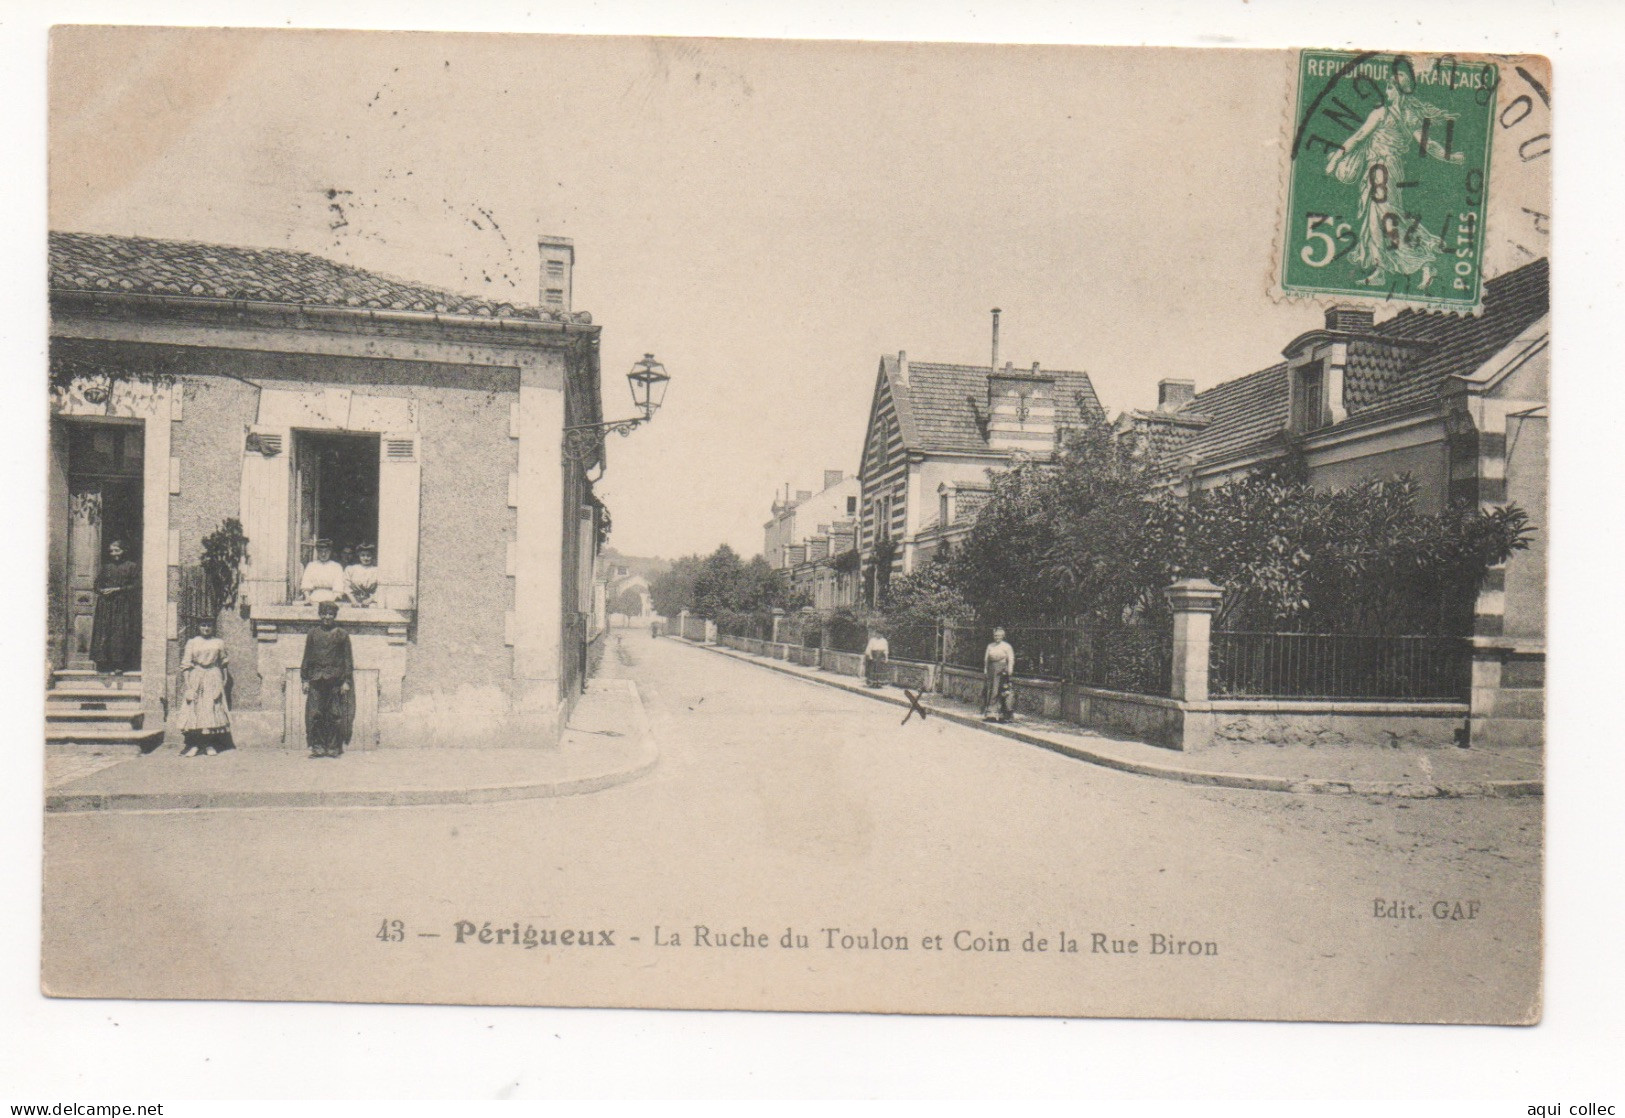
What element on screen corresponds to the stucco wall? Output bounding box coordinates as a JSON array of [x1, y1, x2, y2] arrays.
[[1308, 433, 1450, 514], [155, 347, 520, 713], [172, 376, 265, 706], [1497, 345, 1549, 644]]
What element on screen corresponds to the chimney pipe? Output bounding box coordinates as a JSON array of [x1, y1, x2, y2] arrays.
[[990, 308, 1002, 371]]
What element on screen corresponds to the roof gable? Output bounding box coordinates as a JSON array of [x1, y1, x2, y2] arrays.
[[1162, 258, 1549, 472], [883, 359, 1106, 456]]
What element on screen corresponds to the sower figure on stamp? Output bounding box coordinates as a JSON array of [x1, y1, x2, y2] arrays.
[[301, 600, 353, 758], [982, 627, 1016, 723], [1324, 75, 1465, 291]]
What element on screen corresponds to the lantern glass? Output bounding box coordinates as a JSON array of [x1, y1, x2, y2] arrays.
[[627, 353, 670, 418]]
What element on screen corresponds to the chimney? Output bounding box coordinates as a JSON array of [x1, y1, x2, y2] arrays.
[[1324, 305, 1375, 333], [1157, 379, 1196, 412], [823, 469, 844, 490], [990, 308, 1002, 370], [986, 368, 1057, 452], [538, 235, 574, 313], [896, 350, 909, 386]]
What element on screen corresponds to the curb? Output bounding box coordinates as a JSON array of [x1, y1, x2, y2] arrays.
[[689, 641, 1542, 799], [45, 681, 660, 814]]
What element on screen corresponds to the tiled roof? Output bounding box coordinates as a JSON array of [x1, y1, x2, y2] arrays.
[[1164, 258, 1549, 472], [48, 231, 584, 322], [887, 359, 1106, 455], [1119, 409, 1211, 465], [1170, 363, 1291, 469], [1350, 257, 1549, 419]]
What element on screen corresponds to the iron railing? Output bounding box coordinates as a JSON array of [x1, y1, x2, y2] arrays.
[[1209, 631, 1471, 702], [1078, 625, 1172, 696], [887, 623, 938, 664]]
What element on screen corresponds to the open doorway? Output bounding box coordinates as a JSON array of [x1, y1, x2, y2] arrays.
[[291, 431, 379, 601], [60, 420, 144, 670]]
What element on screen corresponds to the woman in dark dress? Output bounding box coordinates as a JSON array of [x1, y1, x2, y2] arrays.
[[90, 539, 141, 674]]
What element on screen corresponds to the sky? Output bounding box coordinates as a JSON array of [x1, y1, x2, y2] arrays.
[[49, 27, 1542, 560]]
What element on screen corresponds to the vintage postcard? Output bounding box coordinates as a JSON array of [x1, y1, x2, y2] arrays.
[[42, 27, 1550, 1024]]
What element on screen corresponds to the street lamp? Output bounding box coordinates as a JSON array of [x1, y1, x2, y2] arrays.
[[626, 352, 669, 420], [564, 353, 671, 463]]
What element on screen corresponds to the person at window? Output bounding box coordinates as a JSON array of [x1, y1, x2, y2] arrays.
[[301, 600, 353, 758], [176, 616, 233, 756], [299, 539, 348, 605], [864, 628, 890, 688], [90, 538, 141, 674], [345, 543, 380, 608], [982, 627, 1016, 723]]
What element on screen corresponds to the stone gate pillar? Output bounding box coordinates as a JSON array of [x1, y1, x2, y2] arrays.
[[1165, 578, 1223, 702]]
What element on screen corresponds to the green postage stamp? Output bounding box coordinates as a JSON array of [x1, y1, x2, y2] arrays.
[[1283, 51, 1499, 309]]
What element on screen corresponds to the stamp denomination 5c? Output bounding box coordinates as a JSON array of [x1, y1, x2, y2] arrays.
[[1284, 50, 1499, 309]]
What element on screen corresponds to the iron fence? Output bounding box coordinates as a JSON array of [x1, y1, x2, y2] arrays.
[[175, 565, 213, 626], [887, 623, 938, 664], [1209, 631, 1471, 702], [826, 614, 869, 654], [715, 612, 774, 641], [1078, 624, 1172, 696], [942, 622, 1170, 696]]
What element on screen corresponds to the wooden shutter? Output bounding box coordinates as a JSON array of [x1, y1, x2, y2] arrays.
[[239, 424, 291, 608], [377, 432, 421, 610]]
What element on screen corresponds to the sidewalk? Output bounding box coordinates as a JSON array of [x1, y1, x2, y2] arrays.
[[45, 677, 658, 814], [690, 640, 1542, 798]]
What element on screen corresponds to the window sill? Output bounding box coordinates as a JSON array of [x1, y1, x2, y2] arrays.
[[250, 604, 414, 627]]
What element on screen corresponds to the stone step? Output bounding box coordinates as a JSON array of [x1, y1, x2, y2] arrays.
[[45, 727, 164, 748], [46, 707, 145, 727], [45, 687, 143, 704], [53, 669, 143, 685]]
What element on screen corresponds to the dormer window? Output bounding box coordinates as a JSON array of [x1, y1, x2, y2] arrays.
[[1292, 360, 1327, 433]]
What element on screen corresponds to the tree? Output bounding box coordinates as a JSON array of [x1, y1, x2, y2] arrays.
[[653, 544, 798, 617], [951, 427, 1532, 636], [608, 587, 645, 617], [955, 424, 1155, 625], [649, 554, 705, 617], [883, 543, 970, 623], [1143, 469, 1533, 633]]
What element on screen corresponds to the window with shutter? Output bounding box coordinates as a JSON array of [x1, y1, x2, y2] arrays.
[[377, 432, 422, 610]]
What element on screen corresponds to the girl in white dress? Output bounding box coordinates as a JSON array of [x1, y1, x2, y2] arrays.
[[177, 617, 233, 756]]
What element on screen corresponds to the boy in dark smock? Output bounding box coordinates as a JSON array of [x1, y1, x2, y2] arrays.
[[301, 601, 353, 758]]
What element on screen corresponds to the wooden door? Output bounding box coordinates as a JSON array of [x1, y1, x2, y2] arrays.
[[64, 484, 103, 668]]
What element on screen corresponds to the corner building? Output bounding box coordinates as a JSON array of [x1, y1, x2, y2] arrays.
[[46, 232, 605, 751]]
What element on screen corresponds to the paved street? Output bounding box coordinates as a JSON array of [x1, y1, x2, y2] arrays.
[[42, 633, 1541, 1022]]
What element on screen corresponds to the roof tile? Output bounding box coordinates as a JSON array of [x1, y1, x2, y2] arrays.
[[891, 361, 1105, 455], [48, 231, 590, 323], [1164, 258, 1548, 471]]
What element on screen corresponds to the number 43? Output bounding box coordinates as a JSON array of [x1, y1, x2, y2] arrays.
[[1301, 214, 1352, 268], [377, 918, 404, 942]]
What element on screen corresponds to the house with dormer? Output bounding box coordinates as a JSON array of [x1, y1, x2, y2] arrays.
[[1116, 258, 1549, 748], [857, 350, 1105, 603], [47, 231, 606, 752]]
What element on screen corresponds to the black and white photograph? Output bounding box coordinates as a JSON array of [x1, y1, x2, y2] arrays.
[[7, 1, 1623, 1104]]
